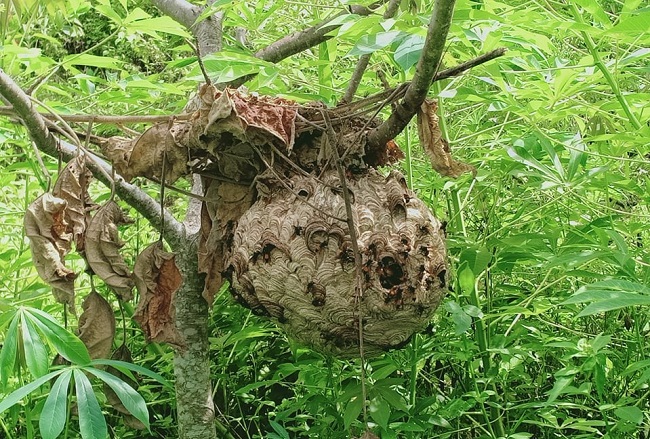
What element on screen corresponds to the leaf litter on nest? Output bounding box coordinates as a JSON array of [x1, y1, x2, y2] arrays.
[[133, 241, 183, 347], [85, 200, 135, 301], [23, 193, 77, 308], [78, 291, 115, 361]]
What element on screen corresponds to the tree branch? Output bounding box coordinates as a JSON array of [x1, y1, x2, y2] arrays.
[[0, 68, 185, 244], [367, 0, 456, 148], [150, 0, 221, 55], [253, 3, 384, 64], [340, 0, 401, 104]]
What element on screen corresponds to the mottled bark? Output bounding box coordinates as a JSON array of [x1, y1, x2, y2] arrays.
[[171, 233, 217, 439]]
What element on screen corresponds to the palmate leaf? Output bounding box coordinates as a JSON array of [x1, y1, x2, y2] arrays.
[[0, 370, 64, 414], [24, 307, 91, 365], [90, 359, 171, 388], [84, 366, 150, 431], [74, 369, 107, 439], [0, 310, 19, 388], [20, 312, 49, 378], [40, 369, 72, 439], [563, 280, 650, 317]]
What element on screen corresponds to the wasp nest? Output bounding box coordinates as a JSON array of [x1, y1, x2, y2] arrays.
[[226, 169, 447, 357]]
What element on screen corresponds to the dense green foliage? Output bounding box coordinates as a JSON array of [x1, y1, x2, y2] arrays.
[[1, 0, 650, 438]]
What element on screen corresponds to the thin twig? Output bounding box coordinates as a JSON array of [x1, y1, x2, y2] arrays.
[[0, 106, 192, 124], [321, 109, 368, 427]]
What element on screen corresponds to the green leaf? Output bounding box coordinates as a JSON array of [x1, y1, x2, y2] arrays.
[[368, 397, 391, 430], [343, 396, 363, 429], [90, 359, 171, 388], [0, 370, 64, 414], [84, 367, 150, 431], [74, 369, 107, 439], [608, 11, 650, 34], [458, 266, 475, 295], [349, 31, 403, 56], [562, 280, 650, 317], [63, 54, 123, 70], [0, 311, 19, 388], [614, 406, 643, 424], [20, 312, 49, 379], [24, 308, 91, 365], [126, 16, 191, 38], [394, 34, 425, 71], [40, 369, 72, 439], [269, 420, 290, 439]]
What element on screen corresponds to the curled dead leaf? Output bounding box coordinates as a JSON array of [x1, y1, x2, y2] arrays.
[[24, 193, 77, 307], [133, 241, 183, 346], [78, 291, 115, 360], [417, 99, 475, 178], [52, 156, 95, 252], [127, 123, 189, 183], [98, 136, 134, 182], [85, 200, 135, 301]]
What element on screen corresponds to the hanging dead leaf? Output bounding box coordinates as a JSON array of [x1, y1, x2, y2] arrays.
[[98, 136, 134, 182], [198, 180, 255, 305], [85, 200, 135, 301], [23, 193, 77, 307], [133, 242, 183, 346], [417, 99, 475, 178], [78, 291, 115, 360], [124, 123, 189, 183], [104, 345, 146, 430], [52, 156, 95, 252]]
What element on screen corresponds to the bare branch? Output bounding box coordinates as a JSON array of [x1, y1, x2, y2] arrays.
[[150, 0, 221, 55], [340, 0, 401, 104], [254, 3, 383, 64], [367, 0, 456, 149], [0, 68, 185, 244]]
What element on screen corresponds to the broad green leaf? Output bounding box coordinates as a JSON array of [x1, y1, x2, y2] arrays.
[[40, 369, 72, 439], [90, 359, 171, 388], [84, 367, 150, 431], [614, 406, 643, 424], [126, 16, 192, 38], [74, 369, 107, 439], [94, 2, 123, 25], [369, 397, 390, 430], [349, 31, 403, 56], [269, 420, 290, 439], [63, 54, 123, 70], [24, 308, 91, 365], [343, 396, 363, 429], [20, 313, 49, 378], [0, 370, 63, 414], [608, 11, 650, 34], [394, 34, 425, 71], [0, 311, 19, 388], [458, 266, 475, 295]]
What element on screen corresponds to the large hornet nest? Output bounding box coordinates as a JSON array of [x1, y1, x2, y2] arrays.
[[103, 86, 457, 357]]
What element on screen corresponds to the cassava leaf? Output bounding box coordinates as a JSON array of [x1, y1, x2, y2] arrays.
[[23, 193, 77, 307], [416, 99, 475, 178], [85, 201, 134, 301], [25, 307, 91, 365], [133, 242, 183, 346], [74, 369, 108, 439], [78, 291, 116, 360], [20, 313, 49, 379], [102, 345, 146, 430], [40, 369, 72, 439]]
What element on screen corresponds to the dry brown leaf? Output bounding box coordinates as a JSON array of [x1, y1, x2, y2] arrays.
[[104, 345, 146, 430], [23, 193, 77, 307], [85, 200, 134, 301], [133, 242, 183, 346], [417, 99, 475, 178], [52, 156, 95, 252], [98, 136, 134, 182], [78, 291, 115, 360], [204, 88, 297, 151], [198, 180, 255, 305], [125, 123, 189, 183]]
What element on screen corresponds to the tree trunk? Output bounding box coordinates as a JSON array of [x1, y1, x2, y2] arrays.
[[172, 232, 217, 439]]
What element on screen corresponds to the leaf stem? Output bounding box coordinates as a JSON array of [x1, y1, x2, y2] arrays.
[[569, 3, 641, 130]]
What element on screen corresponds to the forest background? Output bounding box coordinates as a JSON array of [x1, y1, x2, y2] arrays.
[[0, 0, 649, 438]]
